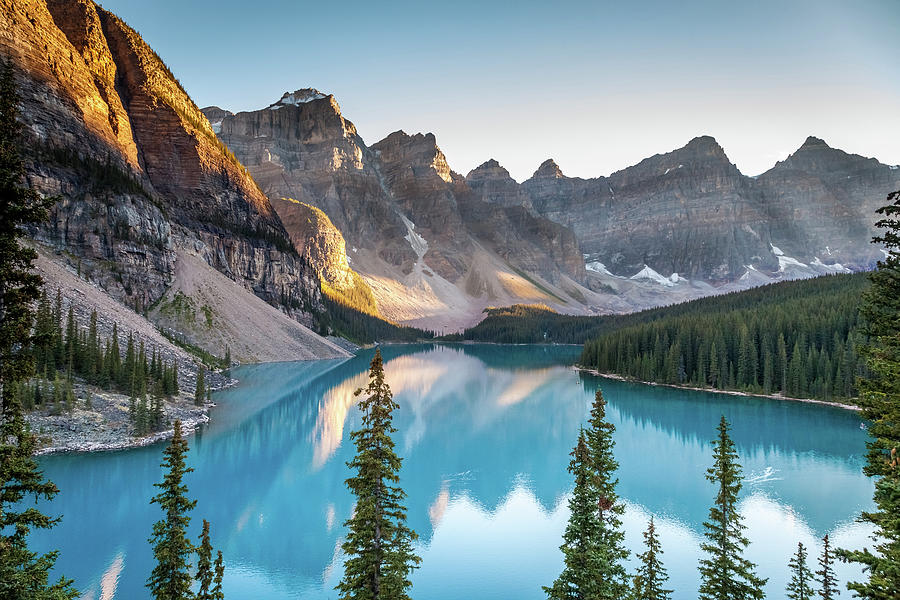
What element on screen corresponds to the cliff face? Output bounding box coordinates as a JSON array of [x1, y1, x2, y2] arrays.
[[2, 0, 340, 357], [370, 131, 474, 280], [271, 198, 355, 290]]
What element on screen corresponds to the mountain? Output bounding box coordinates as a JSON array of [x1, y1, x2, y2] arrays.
[[2, 0, 346, 360], [203, 95, 595, 330], [513, 135, 899, 284], [755, 136, 894, 268]]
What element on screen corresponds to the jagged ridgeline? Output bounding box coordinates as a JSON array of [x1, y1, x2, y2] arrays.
[[454, 274, 867, 401]]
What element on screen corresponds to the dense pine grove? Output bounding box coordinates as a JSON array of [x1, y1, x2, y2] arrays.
[[14, 288, 181, 434], [580, 273, 868, 401]]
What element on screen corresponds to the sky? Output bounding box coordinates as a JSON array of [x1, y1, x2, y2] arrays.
[[98, 0, 900, 181]]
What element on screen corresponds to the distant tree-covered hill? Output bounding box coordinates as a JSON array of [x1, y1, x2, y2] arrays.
[[581, 274, 868, 401]]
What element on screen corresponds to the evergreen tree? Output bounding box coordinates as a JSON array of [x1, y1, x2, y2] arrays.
[[196, 519, 214, 600], [195, 367, 205, 406], [545, 430, 605, 600], [147, 420, 197, 600], [632, 516, 672, 600], [585, 389, 630, 599], [839, 188, 900, 599], [0, 57, 78, 600], [211, 551, 225, 600], [337, 349, 420, 600], [816, 535, 837, 600], [697, 416, 766, 600], [786, 542, 813, 600]]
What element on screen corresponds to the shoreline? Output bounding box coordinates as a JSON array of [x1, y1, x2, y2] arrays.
[[575, 366, 862, 412], [31, 376, 239, 457]]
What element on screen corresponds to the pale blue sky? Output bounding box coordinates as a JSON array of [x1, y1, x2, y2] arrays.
[[99, 0, 900, 181]]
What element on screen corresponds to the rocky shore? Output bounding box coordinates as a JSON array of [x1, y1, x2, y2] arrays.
[[28, 376, 235, 456]]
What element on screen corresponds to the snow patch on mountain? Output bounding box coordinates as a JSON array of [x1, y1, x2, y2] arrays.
[[769, 243, 810, 272], [400, 214, 428, 261], [278, 90, 327, 105], [585, 261, 619, 277], [811, 257, 851, 273], [630, 265, 685, 287], [777, 254, 808, 272]]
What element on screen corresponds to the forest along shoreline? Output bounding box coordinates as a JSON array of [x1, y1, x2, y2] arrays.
[[575, 366, 862, 412]]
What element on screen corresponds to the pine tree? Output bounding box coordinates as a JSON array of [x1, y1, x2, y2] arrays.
[[585, 388, 630, 599], [122, 332, 135, 390], [337, 349, 420, 600], [786, 542, 812, 600], [196, 519, 214, 600], [632, 516, 672, 600], [697, 416, 767, 600], [195, 366, 205, 406], [545, 430, 605, 600], [211, 551, 225, 600], [108, 322, 121, 383], [816, 535, 837, 600], [147, 420, 197, 600], [839, 188, 900, 599], [0, 57, 78, 599]]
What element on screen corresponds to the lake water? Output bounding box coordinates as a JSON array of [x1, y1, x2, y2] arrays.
[[33, 344, 874, 599]]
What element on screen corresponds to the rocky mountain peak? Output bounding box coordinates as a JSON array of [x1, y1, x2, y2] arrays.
[[799, 135, 829, 150], [466, 159, 512, 182], [273, 88, 329, 106], [373, 131, 453, 183], [682, 135, 728, 159], [769, 135, 870, 177], [533, 159, 565, 179]]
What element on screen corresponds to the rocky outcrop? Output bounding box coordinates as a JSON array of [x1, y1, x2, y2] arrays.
[[370, 131, 474, 280], [3, 0, 339, 358], [272, 198, 356, 290]]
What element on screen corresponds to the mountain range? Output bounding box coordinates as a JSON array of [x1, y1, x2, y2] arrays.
[[202, 90, 899, 330], [3, 0, 898, 355]]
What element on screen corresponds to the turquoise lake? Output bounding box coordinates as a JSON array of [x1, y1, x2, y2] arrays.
[[32, 344, 874, 599]]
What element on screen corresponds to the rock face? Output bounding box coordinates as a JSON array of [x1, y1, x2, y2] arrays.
[[203, 94, 590, 326], [755, 136, 895, 268], [518, 136, 774, 281], [3, 0, 341, 358], [510, 136, 900, 281], [273, 199, 355, 289]]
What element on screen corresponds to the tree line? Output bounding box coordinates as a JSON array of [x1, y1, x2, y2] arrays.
[[580, 273, 868, 401], [14, 288, 185, 435]]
